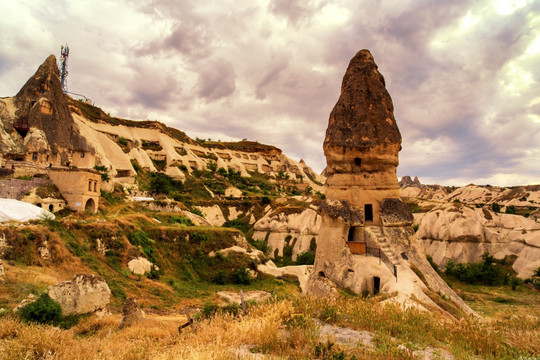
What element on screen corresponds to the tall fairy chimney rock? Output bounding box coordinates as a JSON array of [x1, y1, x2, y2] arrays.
[[306, 50, 475, 316], [323, 50, 402, 226]]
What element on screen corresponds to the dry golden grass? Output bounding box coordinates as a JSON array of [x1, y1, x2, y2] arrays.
[[1, 295, 537, 360]]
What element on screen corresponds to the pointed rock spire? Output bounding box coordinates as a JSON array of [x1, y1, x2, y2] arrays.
[[14, 54, 91, 152]]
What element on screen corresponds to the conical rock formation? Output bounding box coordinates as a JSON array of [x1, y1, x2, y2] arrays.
[[306, 50, 475, 317]]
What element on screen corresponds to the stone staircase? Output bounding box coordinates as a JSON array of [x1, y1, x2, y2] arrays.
[[368, 227, 400, 276]]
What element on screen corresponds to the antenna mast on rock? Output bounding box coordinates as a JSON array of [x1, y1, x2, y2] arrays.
[[59, 44, 69, 93]]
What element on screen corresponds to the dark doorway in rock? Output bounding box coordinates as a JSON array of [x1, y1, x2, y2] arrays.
[[347, 227, 354, 242], [373, 277, 380, 294], [318, 271, 326, 278], [48, 204, 54, 212], [85, 198, 96, 213], [365, 204, 373, 222], [353, 157, 362, 172]]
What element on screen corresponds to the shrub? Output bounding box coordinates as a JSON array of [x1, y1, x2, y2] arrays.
[[178, 164, 188, 171], [492, 202, 501, 213], [445, 252, 506, 285], [231, 266, 251, 285], [426, 255, 439, 272], [206, 160, 217, 172], [505, 205, 516, 214], [248, 237, 270, 255], [212, 271, 228, 285], [295, 251, 315, 265], [170, 215, 193, 226], [190, 207, 204, 218], [19, 293, 62, 325], [118, 137, 128, 146], [223, 219, 249, 234], [93, 165, 110, 181], [413, 224, 419, 232], [261, 196, 271, 205], [127, 230, 156, 263]]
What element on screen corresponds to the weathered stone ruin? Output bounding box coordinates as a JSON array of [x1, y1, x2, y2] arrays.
[[306, 50, 474, 315]]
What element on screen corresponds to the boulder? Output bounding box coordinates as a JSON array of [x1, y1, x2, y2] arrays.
[[47, 274, 111, 315], [118, 297, 145, 329], [208, 245, 264, 261], [13, 294, 37, 312], [257, 260, 313, 292], [128, 257, 153, 275], [217, 291, 271, 305]]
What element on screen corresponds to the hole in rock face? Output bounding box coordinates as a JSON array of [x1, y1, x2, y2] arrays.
[[348, 269, 354, 273], [365, 204, 373, 222], [373, 277, 380, 294], [318, 271, 326, 278]]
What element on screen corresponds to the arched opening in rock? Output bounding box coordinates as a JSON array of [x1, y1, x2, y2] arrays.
[[364, 204, 373, 222], [48, 204, 54, 212], [318, 271, 326, 278], [373, 277, 380, 294], [85, 198, 96, 213]]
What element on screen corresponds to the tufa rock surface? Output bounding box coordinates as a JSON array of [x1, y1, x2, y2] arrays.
[[13, 55, 92, 154], [118, 297, 145, 329], [306, 49, 474, 316], [47, 274, 111, 315]]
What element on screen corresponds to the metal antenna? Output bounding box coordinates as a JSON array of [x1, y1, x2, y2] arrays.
[[59, 44, 69, 93]]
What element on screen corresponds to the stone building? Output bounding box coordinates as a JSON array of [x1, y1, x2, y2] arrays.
[[306, 50, 474, 315], [48, 168, 101, 213]]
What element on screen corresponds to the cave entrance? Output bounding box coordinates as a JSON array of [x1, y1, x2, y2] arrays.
[[365, 204, 373, 222], [373, 277, 380, 295]]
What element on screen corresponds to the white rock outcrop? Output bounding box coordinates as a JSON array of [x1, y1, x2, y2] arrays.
[[47, 274, 111, 315], [253, 208, 320, 259], [416, 203, 540, 278], [257, 260, 313, 292], [196, 205, 226, 226], [128, 257, 153, 275]]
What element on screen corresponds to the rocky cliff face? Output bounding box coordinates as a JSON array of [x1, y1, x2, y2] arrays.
[[415, 203, 540, 279], [0, 55, 324, 191]]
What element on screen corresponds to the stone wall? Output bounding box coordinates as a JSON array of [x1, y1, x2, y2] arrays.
[[0, 178, 51, 199]]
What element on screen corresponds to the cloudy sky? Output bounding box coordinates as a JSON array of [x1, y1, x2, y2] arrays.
[[1, 0, 539, 186]]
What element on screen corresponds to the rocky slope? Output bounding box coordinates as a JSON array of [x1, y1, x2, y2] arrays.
[[0, 55, 325, 193]]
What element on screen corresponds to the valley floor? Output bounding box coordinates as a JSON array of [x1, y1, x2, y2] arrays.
[[0, 283, 538, 360]]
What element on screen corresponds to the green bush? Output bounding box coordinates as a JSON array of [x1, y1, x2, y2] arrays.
[[231, 266, 251, 285], [190, 207, 204, 218], [169, 215, 193, 226], [206, 160, 217, 172], [295, 251, 315, 265], [223, 219, 249, 234], [492, 202, 501, 213], [261, 196, 271, 205], [118, 137, 128, 146], [505, 205, 516, 214], [19, 293, 62, 325], [444, 252, 507, 286], [248, 237, 270, 255], [93, 165, 110, 181], [127, 230, 156, 263]]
